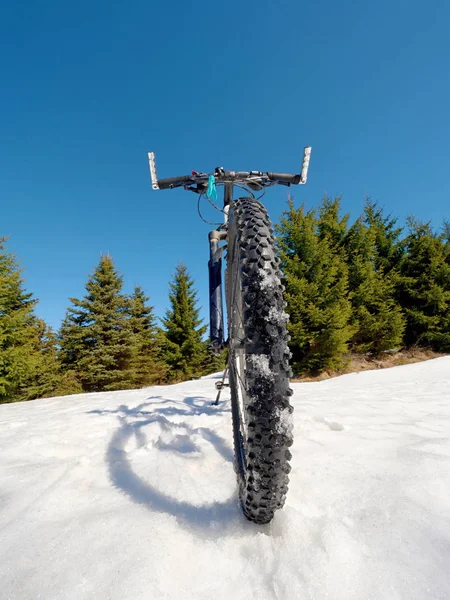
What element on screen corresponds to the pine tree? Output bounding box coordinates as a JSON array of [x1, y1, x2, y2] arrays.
[[128, 286, 167, 387], [442, 219, 450, 253], [317, 196, 349, 250], [54, 370, 84, 397], [363, 198, 404, 273], [0, 238, 41, 403], [276, 200, 354, 375], [23, 319, 82, 400], [344, 217, 405, 354], [23, 319, 60, 400], [397, 218, 450, 350], [204, 347, 227, 374], [58, 255, 133, 392], [160, 264, 208, 381]]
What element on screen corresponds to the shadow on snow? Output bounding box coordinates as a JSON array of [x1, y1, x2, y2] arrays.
[[88, 395, 257, 535]]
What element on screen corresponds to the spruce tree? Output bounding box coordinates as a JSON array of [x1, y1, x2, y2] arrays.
[[23, 319, 59, 400], [204, 347, 227, 374], [55, 371, 84, 396], [24, 319, 82, 400], [344, 217, 405, 354], [442, 219, 450, 254], [0, 238, 40, 403], [397, 218, 450, 351], [363, 199, 404, 273], [276, 200, 354, 375], [317, 196, 349, 250], [128, 286, 167, 387], [58, 255, 133, 392], [0, 238, 76, 402], [160, 264, 208, 381]]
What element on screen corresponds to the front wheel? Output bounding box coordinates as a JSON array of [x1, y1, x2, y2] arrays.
[[226, 197, 294, 524]]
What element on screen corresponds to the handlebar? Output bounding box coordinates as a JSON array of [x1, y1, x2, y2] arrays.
[[147, 147, 311, 192], [267, 173, 302, 184], [157, 171, 301, 190], [157, 175, 194, 190]]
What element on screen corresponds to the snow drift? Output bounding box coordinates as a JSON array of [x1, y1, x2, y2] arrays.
[[1, 358, 449, 600]]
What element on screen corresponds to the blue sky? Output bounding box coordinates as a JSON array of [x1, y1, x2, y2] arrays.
[[1, 0, 449, 330]]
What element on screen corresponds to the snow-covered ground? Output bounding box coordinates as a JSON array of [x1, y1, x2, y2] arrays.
[[1, 358, 450, 600]]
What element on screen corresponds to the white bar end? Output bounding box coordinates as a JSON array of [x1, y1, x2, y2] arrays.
[[148, 152, 159, 190], [300, 146, 312, 184]]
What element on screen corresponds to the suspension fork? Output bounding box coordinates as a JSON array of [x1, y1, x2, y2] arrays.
[[208, 183, 232, 350], [208, 229, 226, 348]]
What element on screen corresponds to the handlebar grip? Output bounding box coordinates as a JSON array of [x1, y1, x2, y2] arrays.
[[158, 175, 193, 190], [267, 173, 301, 184]]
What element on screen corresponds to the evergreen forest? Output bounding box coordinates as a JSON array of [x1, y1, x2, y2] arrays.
[[1, 197, 449, 404]]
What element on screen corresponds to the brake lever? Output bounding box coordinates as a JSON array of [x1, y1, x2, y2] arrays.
[[215, 167, 225, 178]]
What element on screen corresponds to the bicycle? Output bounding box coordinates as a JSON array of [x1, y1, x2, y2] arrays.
[[147, 147, 312, 524]]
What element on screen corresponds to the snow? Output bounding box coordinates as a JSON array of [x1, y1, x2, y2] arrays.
[[247, 353, 274, 380], [265, 305, 289, 325], [259, 268, 278, 290], [1, 358, 450, 600], [276, 406, 294, 438]]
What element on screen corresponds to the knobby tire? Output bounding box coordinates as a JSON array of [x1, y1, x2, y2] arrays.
[[226, 197, 294, 524]]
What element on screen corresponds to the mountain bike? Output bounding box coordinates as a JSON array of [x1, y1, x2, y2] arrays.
[[147, 148, 312, 524]]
